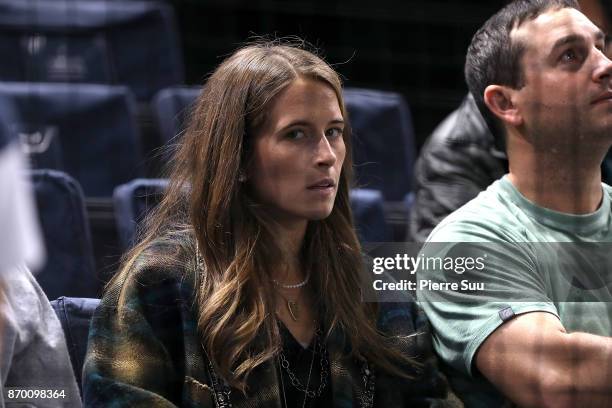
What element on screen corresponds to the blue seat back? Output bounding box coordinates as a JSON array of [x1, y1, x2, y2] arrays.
[[113, 178, 169, 250], [30, 170, 98, 299], [349, 188, 391, 242], [114, 179, 389, 248], [0, 0, 183, 101], [153, 86, 200, 144], [1, 82, 143, 197], [344, 88, 416, 201], [50, 296, 100, 396], [0, 87, 16, 150]]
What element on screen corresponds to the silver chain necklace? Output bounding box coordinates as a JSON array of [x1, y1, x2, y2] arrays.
[[196, 245, 374, 407], [278, 327, 329, 401], [277, 342, 316, 408], [204, 339, 375, 408]]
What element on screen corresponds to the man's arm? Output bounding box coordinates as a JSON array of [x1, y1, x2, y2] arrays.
[[476, 311, 612, 408]]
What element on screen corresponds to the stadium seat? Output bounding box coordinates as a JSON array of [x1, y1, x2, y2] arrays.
[[30, 170, 98, 299], [349, 188, 391, 242], [152, 86, 200, 144], [0, 90, 16, 149], [1, 82, 143, 197], [113, 178, 390, 250], [50, 296, 100, 396], [0, 0, 184, 101], [344, 87, 416, 201], [113, 178, 168, 250]]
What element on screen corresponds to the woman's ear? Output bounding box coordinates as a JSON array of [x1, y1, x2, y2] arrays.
[[483, 85, 522, 127]]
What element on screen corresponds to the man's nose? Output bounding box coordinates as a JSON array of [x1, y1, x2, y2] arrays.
[[593, 48, 612, 84]]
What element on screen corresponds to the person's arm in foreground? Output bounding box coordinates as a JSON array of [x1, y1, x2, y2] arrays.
[[476, 312, 612, 408], [0, 265, 81, 408]]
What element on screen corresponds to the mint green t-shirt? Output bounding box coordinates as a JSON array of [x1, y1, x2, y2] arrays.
[[417, 176, 612, 407]]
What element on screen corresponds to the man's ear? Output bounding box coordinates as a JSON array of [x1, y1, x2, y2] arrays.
[[483, 85, 522, 127]]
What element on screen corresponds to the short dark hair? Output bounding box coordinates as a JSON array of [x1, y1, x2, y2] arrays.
[[465, 0, 580, 131]]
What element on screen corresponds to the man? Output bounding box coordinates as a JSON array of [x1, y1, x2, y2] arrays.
[[418, 1, 612, 407], [409, 0, 612, 244]]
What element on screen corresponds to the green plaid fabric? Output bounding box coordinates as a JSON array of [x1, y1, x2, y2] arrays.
[[83, 239, 462, 407]]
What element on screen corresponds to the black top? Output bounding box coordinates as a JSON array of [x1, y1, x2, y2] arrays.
[[278, 322, 333, 408]]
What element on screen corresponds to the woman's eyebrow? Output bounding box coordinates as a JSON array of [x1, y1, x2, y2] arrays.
[[277, 120, 312, 133], [276, 118, 344, 133]]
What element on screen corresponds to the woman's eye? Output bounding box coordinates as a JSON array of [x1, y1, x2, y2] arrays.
[[325, 127, 343, 139], [286, 129, 306, 140]]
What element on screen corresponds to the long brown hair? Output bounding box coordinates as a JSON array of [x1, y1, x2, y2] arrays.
[[113, 40, 416, 390]]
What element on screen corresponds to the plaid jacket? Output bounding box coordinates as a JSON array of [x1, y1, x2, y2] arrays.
[[83, 239, 462, 407]]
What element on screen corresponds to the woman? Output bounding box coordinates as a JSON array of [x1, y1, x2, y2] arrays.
[[83, 41, 458, 407]]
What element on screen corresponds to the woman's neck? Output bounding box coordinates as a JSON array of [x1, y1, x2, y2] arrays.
[[267, 218, 317, 345], [269, 220, 308, 285]]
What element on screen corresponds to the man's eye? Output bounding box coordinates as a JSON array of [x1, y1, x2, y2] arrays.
[[325, 128, 343, 139], [286, 129, 306, 140], [561, 49, 579, 62]]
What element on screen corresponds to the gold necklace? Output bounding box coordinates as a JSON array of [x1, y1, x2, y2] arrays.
[[275, 289, 301, 321]]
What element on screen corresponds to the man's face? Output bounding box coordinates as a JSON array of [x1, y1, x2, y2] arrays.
[[512, 7, 612, 148]]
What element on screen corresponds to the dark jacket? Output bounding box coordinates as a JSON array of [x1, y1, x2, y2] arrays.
[[409, 93, 612, 243], [409, 94, 507, 243], [83, 236, 462, 407]]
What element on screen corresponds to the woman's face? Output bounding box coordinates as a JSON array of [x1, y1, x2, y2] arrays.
[[248, 77, 346, 227]]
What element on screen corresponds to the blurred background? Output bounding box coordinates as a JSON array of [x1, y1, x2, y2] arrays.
[[176, 0, 506, 148]]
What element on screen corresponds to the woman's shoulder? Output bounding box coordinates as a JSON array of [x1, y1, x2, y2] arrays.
[[130, 231, 196, 276], [104, 232, 199, 305]]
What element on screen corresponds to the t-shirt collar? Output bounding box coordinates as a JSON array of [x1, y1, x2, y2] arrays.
[[499, 175, 610, 235]]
